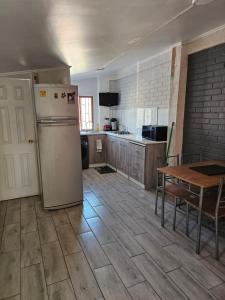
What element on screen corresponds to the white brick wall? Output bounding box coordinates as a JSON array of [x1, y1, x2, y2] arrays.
[[109, 50, 172, 133]]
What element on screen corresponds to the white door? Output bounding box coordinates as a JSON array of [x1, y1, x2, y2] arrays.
[[0, 78, 39, 201]]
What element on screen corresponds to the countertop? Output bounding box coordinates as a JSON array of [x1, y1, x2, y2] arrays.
[[80, 131, 167, 146]]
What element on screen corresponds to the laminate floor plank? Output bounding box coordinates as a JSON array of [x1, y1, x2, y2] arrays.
[[110, 223, 144, 257], [37, 217, 57, 244], [57, 223, 82, 255], [128, 281, 161, 300], [42, 241, 68, 285], [5, 207, 20, 225], [94, 205, 122, 226], [35, 199, 51, 219], [116, 211, 146, 236], [21, 208, 37, 234], [21, 263, 48, 300], [136, 218, 172, 246], [168, 268, 215, 300], [95, 265, 132, 300], [160, 227, 211, 259], [1, 224, 20, 252], [21, 231, 41, 268], [7, 199, 20, 210], [5, 295, 20, 300], [211, 283, 225, 300], [52, 210, 69, 227], [85, 192, 103, 207], [0, 250, 20, 299], [165, 243, 222, 289], [86, 216, 116, 245], [0, 202, 7, 230], [201, 255, 225, 280], [79, 231, 110, 269], [65, 252, 103, 300], [48, 279, 76, 300], [67, 210, 90, 234], [117, 201, 145, 219], [82, 201, 98, 219], [135, 233, 180, 272], [132, 254, 186, 300], [21, 197, 35, 212], [103, 242, 145, 288]]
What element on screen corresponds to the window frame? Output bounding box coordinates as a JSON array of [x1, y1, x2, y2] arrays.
[[78, 96, 94, 131]]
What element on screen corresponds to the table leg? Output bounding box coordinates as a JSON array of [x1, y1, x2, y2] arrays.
[[161, 173, 165, 227], [196, 187, 203, 254]]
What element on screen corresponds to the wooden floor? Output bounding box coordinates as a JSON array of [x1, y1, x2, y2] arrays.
[[1, 169, 225, 299]]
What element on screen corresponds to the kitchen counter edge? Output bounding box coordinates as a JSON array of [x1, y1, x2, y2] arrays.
[[80, 131, 167, 145]]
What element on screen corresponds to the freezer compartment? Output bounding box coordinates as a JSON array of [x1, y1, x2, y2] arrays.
[[34, 84, 79, 119], [38, 123, 83, 209]]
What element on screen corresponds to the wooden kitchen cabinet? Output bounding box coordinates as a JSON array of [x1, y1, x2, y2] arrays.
[[88, 134, 106, 165], [117, 140, 129, 175], [88, 133, 166, 189], [129, 142, 145, 184], [106, 136, 119, 169]]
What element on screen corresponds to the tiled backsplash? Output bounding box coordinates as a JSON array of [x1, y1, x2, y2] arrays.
[[109, 50, 172, 133]]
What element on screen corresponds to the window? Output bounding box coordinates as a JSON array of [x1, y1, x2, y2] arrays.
[[79, 96, 94, 131]]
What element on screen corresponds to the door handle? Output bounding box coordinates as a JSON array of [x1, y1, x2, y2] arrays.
[[28, 139, 34, 143]]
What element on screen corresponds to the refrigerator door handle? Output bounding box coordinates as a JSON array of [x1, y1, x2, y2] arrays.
[[37, 118, 78, 126]]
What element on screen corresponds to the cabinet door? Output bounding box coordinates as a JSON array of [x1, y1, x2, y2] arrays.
[[118, 141, 129, 174], [129, 143, 145, 184], [111, 140, 119, 168], [106, 136, 118, 169], [88, 135, 106, 164]]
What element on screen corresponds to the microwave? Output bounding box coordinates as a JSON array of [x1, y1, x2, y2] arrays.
[[142, 125, 168, 141]]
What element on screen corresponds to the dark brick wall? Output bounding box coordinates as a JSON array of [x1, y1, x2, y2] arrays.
[[183, 43, 225, 160]]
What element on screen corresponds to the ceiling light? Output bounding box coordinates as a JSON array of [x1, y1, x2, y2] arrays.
[[192, 0, 214, 5]]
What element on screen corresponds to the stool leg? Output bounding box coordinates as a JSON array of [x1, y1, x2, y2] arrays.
[[215, 217, 219, 260], [173, 198, 177, 231], [186, 203, 189, 237]]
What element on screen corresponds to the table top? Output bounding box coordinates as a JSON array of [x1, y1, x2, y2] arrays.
[[158, 160, 225, 188]]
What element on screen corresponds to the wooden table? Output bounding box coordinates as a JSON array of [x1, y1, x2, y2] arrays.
[[158, 160, 225, 254]]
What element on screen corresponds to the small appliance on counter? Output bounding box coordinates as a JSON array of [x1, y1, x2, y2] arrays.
[[142, 125, 168, 141], [103, 118, 111, 131], [110, 118, 118, 131]]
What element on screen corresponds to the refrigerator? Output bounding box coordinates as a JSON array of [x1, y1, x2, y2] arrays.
[[34, 84, 83, 209]]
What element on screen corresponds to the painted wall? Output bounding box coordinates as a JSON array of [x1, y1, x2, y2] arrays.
[[109, 50, 172, 133]]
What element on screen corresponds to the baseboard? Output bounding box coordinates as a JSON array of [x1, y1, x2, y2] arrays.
[[117, 169, 129, 179], [106, 163, 117, 171], [129, 177, 145, 189]]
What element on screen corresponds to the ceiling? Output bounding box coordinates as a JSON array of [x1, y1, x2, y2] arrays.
[[0, 0, 225, 78]]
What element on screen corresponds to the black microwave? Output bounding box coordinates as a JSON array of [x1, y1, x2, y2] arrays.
[[142, 125, 168, 141]]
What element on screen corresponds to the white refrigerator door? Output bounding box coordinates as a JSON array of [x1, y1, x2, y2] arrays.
[[38, 122, 83, 209], [34, 84, 79, 118]]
